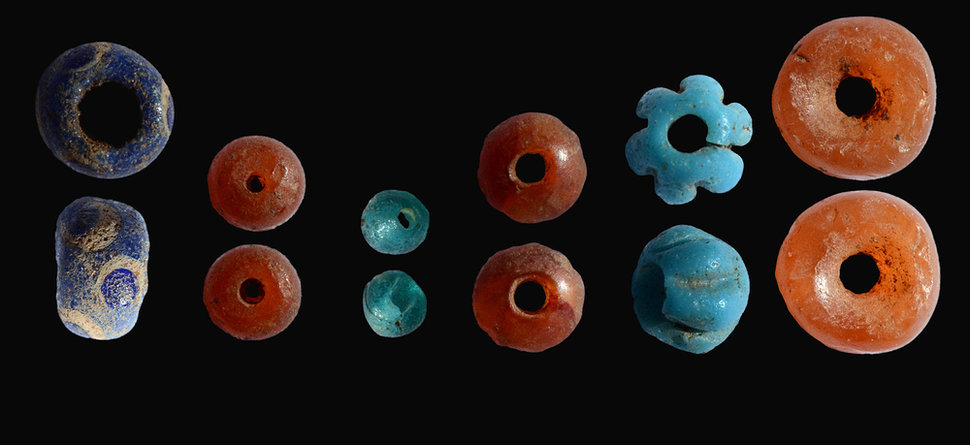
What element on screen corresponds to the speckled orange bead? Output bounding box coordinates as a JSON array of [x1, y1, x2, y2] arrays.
[[478, 112, 587, 223], [472, 242, 585, 352], [208, 135, 306, 231], [772, 16, 936, 180], [776, 191, 940, 354], [203, 244, 301, 341]]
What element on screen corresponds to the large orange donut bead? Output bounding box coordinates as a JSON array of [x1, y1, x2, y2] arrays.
[[772, 16, 936, 180], [775, 190, 940, 354], [472, 243, 585, 352]]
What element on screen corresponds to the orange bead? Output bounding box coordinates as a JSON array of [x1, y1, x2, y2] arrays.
[[203, 244, 301, 341], [472, 243, 585, 352], [478, 112, 587, 223], [775, 191, 940, 354], [207, 135, 306, 231], [772, 16, 936, 180]]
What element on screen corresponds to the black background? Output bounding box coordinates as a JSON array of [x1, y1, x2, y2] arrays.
[[11, 4, 964, 431]]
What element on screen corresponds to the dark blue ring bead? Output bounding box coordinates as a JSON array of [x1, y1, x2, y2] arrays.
[[36, 42, 174, 179]]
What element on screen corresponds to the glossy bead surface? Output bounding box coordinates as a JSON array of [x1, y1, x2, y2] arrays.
[[55, 197, 149, 339], [472, 242, 584, 352], [776, 190, 940, 354], [36, 42, 173, 179], [360, 189, 429, 255], [208, 135, 306, 232], [772, 16, 936, 180], [626, 75, 752, 205], [203, 244, 301, 341], [632, 225, 749, 354], [478, 112, 587, 223], [363, 270, 427, 338]]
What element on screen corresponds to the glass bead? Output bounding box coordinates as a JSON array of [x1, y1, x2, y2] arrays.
[[360, 189, 429, 255], [362, 270, 427, 338]]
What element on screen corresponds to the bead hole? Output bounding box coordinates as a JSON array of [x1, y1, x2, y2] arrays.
[[840, 253, 880, 294], [836, 76, 877, 117], [246, 174, 265, 193], [78, 82, 142, 148], [240, 278, 266, 304], [667, 114, 708, 153], [513, 280, 547, 313], [397, 211, 411, 229], [515, 153, 545, 183]]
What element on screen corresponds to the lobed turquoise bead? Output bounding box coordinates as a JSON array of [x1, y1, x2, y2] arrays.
[[632, 225, 749, 354], [625, 74, 751, 205], [363, 270, 427, 338], [360, 190, 429, 255]]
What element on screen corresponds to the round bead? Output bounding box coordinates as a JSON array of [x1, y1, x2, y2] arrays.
[[772, 16, 936, 180], [363, 270, 427, 338], [55, 197, 149, 340], [360, 189, 429, 255], [36, 42, 174, 179], [207, 135, 306, 232], [203, 244, 302, 341], [776, 190, 940, 354], [478, 112, 587, 223], [472, 242, 585, 352], [632, 225, 750, 354], [625, 75, 752, 205]]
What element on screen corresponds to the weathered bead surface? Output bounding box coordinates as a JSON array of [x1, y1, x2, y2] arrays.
[[776, 190, 940, 354], [360, 189, 429, 255], [632, 225, 749, 354], [203, 244, 301, 341], [472, 242, 585, 352], [626, 75, 752, 205], [36, 42, 174, 179], [363, 270, 427, 338], [478, 112, 587, 223], [55, 197, 149, 340], [772, 16, 936, 180]]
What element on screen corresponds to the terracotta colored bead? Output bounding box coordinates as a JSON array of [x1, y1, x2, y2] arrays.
[[472, 242, 585, 352], [207, 135, 306, 231], [203, 244, 301, 341], [772, 16, 936, 180], [776, 191, 940, 354], [478, 112, 587, 223]]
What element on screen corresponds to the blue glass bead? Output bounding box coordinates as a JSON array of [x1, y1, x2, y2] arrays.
[[632, 225, 749, 354], [363, 270, 427, 338], [361, 190, 429, 255], [55, 197, 150, 339], [36, 42, 174, 179], [625, 74, 751, 205]]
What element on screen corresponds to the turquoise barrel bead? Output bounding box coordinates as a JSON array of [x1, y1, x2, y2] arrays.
[[360, 190, 429, 255], [55, 197, 150, 339], [632, 225, 749, 353], [625, 74, 751, 205], [363, 270, 427, 337]]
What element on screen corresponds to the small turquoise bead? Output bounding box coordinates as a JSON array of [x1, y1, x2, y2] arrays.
[[625, 74, 751, 205], [632, 225, 749, 354], [55, 197, 150, 340], [36, 42, 174, 179], [363, 270, 427, 338], [361, 190, 429, 255]]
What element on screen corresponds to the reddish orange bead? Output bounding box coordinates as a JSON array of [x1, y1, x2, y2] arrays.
[[775, 191, 940, 354], [478, 112, 586, 223], [203, 244, 301, 341], [472, 242, 585, 352], [207, 135, 306, 231]]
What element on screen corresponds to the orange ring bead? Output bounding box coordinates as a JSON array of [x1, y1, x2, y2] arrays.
[[772, 16, 936, 180], [775, 190, 940, 354]]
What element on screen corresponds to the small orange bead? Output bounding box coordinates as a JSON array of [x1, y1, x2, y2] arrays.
[[775, 191, 940, 354], [203, 244, 301, 341], [478, 112, 587, 223], [207, 135, 306, 231]]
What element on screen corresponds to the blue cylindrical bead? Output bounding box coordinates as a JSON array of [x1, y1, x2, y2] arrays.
[[360, 190, 429, 255], [363, 270, 427, 338]]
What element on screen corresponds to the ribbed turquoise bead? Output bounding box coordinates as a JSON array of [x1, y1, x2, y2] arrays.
[[363, 270, 427, 338], [360, 190, 429, 255]]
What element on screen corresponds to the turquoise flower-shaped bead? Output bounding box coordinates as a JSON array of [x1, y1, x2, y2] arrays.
[[363, 270, 427, 338], [625, 74, 752, 205], [632, 225, 749, 354], [361, 190, 429, 255]]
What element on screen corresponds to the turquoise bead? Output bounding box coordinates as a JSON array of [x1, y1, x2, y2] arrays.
[[625, 75, 751, 205], [361, 190, 429, 255], [632, 225, 749, 354], [363, 270, 427, 338]]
